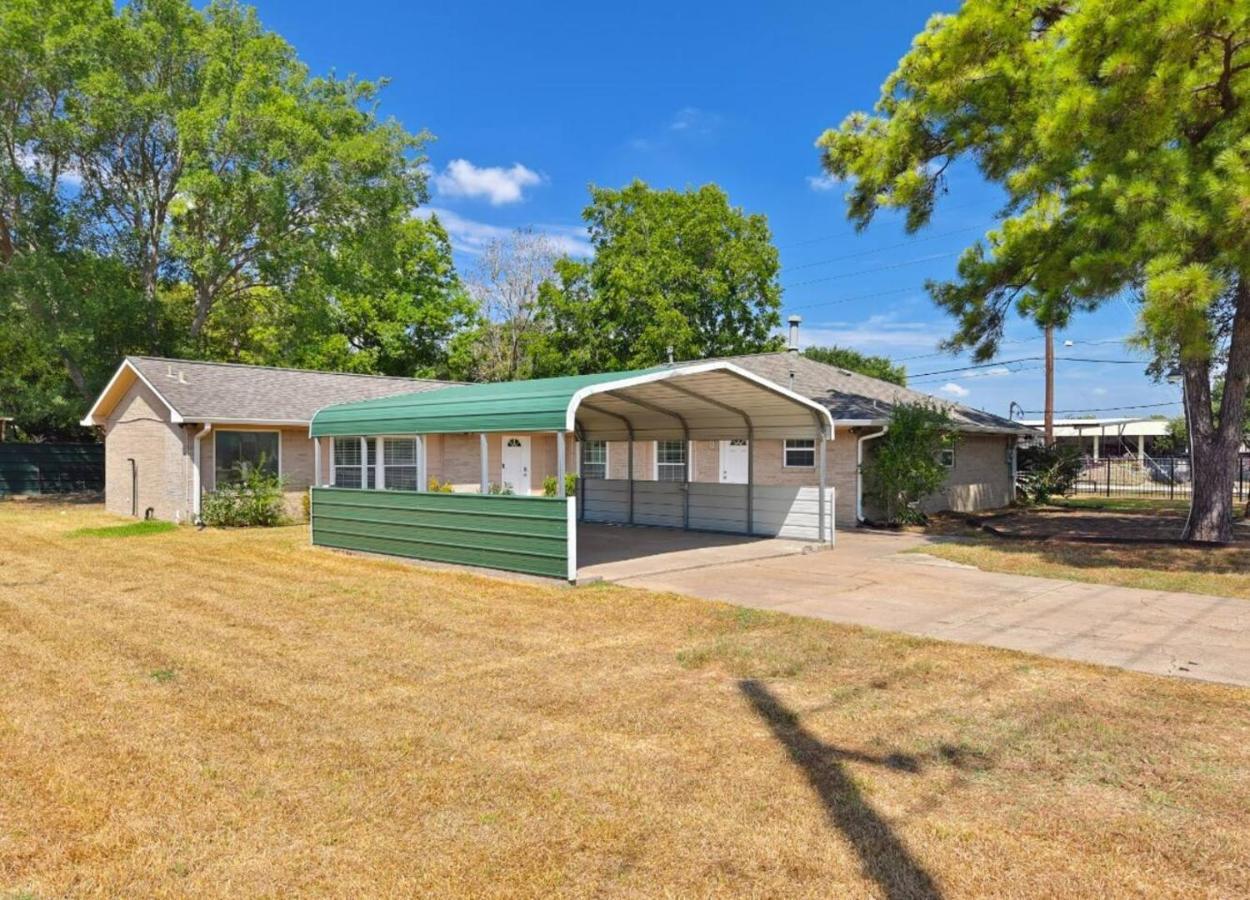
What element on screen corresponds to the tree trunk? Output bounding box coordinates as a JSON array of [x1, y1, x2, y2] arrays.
[[1182, 275, 1250, 543], [189, 281, 213, 339]]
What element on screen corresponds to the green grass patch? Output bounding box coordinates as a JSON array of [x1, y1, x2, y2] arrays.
[[68, 520, 177, 539]]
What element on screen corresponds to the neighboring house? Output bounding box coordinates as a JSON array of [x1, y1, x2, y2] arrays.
[[1018, 416, 1173, 459], [80, 357, 450, 522], [84, 348, 1032, 526]]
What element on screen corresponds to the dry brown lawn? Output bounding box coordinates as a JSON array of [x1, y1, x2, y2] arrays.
[[921, 505, 1250, 601], [2, 503, 1249, 898]]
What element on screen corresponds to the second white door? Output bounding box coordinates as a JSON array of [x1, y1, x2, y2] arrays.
[[501, 435, 531, 494], [720, 439, 749, 484]]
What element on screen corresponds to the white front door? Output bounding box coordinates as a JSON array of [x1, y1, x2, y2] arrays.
[[720, 439, 749, 484], [501, 435, 531, 494]]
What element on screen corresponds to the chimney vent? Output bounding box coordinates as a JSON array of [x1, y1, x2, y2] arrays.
[[787, 315, 801, 353], [177, 370, 188, 385]]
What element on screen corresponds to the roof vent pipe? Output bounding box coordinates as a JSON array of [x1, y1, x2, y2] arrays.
[[787, 315, 801, 353]]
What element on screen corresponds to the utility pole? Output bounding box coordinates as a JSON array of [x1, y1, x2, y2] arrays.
[[1044, 324, 1055, 444]]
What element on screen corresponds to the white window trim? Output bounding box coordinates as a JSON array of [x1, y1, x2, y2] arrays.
[[380, 436, 420, 491], [939, 445, 957, 468], [213, 429, 282, 487], [653, 439, 688, 482], [580, 439, 609, 480], [783, 438, 816, 469], [332, 435, 367, 489]]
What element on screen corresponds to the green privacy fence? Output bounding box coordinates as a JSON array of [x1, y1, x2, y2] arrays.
[[0, 443, 103, 496], [310, 487, 570, 579]]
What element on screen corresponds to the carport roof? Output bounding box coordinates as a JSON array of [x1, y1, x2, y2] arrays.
[[310, 362, 835, 441]]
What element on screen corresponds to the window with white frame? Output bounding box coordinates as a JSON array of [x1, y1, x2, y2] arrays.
[[581, 440, 607, 479], [656, 440, 686, 482], [383, 437, 418, 490], [332, 437, 377, 488], [783, 438, 816, 468], [214, 430, 279, 485], [938, 436, 956, 469]]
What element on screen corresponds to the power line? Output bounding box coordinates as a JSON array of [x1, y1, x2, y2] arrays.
[[784, 251, 959, 289], [908, 355, 1146, 379], [1019, 401, 1181, 415], [785, 285, 919, 312], [776, 198, 990, 249], [785, 224, 985, 271]]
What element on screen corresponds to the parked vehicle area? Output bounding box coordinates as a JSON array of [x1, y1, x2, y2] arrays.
[[2, 503, 1248, 896]]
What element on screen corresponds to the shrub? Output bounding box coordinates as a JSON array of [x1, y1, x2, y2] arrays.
[[427, 477, 455, 492], [542, 473, 578, 497], [1015, 443, 1084, 505], [865, 402, 958, 525], [201, 462, 287, 527], [486, 482, 515, 495]]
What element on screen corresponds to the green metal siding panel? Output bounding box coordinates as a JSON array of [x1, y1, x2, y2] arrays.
[[310, 487, 568, 578], [310, 368, 665, 437], [0, 443, 103, 496]]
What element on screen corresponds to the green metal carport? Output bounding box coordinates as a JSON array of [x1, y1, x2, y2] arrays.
[[308, 361, 835, 581]]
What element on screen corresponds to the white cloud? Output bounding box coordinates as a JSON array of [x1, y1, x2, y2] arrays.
[[1092, 386, 1108, 396], [629, 107, 722, 152], [807, 173, 841, 192], [668, 106, 721, 135], [416, 207, 592, 258], [938, 382, 970, 398], [432, 159, 543, 206]]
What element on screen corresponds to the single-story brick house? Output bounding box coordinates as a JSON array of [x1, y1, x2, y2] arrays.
[[83, 351, 1030, 532]]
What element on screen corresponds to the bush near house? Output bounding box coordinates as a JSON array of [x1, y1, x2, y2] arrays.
[[1016, 443, 1084, 505], [543, 473, 578, 497], [200, 463, 287, 527], [866, 403, 958, 525]]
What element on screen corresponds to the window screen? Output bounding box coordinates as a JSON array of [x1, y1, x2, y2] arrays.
[[383, 438, 418, 491], [215, 431, 279, 485], [581, 441, 607, 479], [656, 440, 686, 482], [784, 439, 816, 468]]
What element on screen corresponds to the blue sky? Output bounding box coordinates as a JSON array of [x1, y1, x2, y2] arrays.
[[252, 0, 1181, 421]]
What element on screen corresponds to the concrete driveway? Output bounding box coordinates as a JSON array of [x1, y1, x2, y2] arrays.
[[580, 525, 1250, 687]]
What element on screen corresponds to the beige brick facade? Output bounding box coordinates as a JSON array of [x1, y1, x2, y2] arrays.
[[102, 379, 1013, 528]]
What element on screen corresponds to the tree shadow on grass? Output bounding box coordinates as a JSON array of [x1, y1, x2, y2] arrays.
[[964, 535, 1250, 577], [739, 679, 945, 900]]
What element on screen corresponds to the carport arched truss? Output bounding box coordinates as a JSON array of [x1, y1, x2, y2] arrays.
[[309, 362, 835, 581]]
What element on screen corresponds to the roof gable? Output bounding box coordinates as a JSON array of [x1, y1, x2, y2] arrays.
[[82, 357, 455, 427]]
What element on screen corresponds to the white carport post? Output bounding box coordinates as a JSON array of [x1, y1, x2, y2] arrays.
[[313, 436, 321, 486], [416, 435, 426, 491], [819, 432, 828, 543], [556, 431, 566, 497], [480, 433, 489, 492]]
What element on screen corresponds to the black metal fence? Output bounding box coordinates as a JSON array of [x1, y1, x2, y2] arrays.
[[1066, 454, 1250, 500], [0, 443, 104, 496]]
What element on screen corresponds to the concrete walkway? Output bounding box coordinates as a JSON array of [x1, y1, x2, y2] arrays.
[[586, 526, 1250, 687]]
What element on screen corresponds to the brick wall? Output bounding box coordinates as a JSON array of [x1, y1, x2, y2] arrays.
[[103, 381, 188, 521]]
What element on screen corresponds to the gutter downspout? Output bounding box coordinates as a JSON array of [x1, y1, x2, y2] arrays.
[[856, 426, 888, 525], [192, 423, 212, 519]]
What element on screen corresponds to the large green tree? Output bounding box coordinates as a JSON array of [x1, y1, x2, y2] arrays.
[[817, 0, 1250, 543], [0, 0, 465, 436], [530, 181, 783, 375]]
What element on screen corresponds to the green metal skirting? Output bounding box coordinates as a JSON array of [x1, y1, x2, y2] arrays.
[[311, 487, 569, 579]]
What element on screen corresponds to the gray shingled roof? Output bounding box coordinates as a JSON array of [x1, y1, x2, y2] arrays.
[[685, 352, 1032, 433], [126, 356, 453, 423]]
